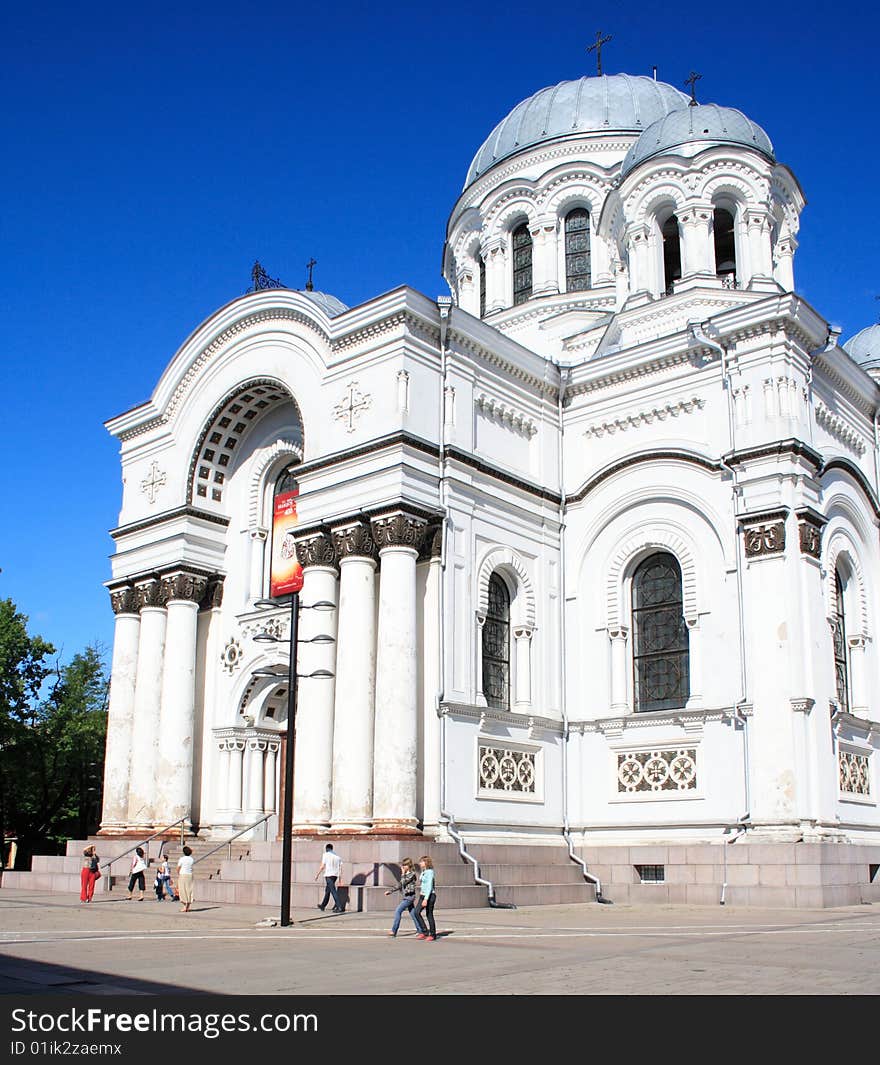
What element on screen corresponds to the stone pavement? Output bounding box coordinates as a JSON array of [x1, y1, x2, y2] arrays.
[[1, 888, 878, 996]]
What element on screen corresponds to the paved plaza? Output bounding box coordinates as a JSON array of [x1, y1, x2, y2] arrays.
[[0, 888, 878, 996]]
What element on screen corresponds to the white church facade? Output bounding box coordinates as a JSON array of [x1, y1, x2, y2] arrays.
[[99, 71, 880, 897]]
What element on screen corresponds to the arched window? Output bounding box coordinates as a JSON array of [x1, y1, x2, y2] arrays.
[[713, 207, 737, 285], [832, 569, 850, 712], [632, 553, 689, 712], [482, 573, 511, 709], [479, 256, 486, 317], [512, 224, 532, 305], [564, 208, 591, 291], [661, 215, 682, 294]]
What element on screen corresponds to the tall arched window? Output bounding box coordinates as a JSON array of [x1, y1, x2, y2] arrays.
[[479, 256, 486, 317], [832, 569, 850, 712], [661, 215, 682, 293], [512, 224, 533, 305], [483, 573, 511, 709], [713, 207, 737, 285], [632, 553, 689, 712], [564, 208, 591, 291]]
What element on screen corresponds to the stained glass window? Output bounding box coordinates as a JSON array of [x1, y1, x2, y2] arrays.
[[833, 570, 850, 713], [565, 208, 591, 291], [512, 224, 532, 305], [483, 573, 510, 709], [479, 256, 486, 317], [632, 553, 689, 712]]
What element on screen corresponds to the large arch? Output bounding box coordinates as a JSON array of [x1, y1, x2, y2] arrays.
[[476, 546, 536, 627]]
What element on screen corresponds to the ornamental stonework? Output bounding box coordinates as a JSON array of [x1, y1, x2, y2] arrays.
[[331, 521, 377, 561], [109, 585, 137, 615], [417, 523, 444, 562], [617, 748, 698, 793], [478, 744, 537, 796], [798, 520, 822, 559], [742, 519, 786, 558], [221, 638, 243, 674], [294, 530, 337, 570], [162, 571, 209, 604], [370, 512, 428, 551], [136, 578, 166, 610], [839, 750, 871, 797], [203, 575, 225, 610]]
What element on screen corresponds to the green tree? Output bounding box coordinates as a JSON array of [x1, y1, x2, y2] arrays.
[[0, 599, 108, 867]]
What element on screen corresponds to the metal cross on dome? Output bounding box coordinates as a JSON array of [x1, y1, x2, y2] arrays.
[[587, 30, 612, 76], [333, 381, 372, 433], [685, 71, 702, 106]]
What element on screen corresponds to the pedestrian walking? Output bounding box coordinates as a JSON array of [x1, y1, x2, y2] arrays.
[[126, 847, 147, 900], [384, 857, 420, 937], [80, 845, 100, 903], [412, 855, 437, 941], [176, 846, 194, 912], [314, 843, 345, 913], [155, 852, 174, 901]]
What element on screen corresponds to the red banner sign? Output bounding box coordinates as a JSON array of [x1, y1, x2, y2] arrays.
[[270, 488, 303, 596]]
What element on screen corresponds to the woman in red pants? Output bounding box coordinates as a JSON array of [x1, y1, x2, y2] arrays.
[[79, 845, 100, 902]]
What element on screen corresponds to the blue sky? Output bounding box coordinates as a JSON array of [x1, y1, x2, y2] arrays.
[[2, 1, 878, 665]]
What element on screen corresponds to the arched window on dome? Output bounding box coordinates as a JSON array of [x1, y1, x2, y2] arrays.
[[713, 207, 737, 287], [632, 552, 689, 712], [661, 216, 682, 294], [479, 256, 486, 317], [482, 573, 511, 710], [512, 224, 533, 306], [831, 568, 850, 713], [564, 208, 591, 291]]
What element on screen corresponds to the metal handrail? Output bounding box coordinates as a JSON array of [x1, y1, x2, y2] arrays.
[[98, 818, 187, 874], [192, 814, 272, 867], [442, 809, 516, 909]]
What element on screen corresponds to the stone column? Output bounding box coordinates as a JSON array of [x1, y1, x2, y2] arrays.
[[215, 741, 231, 814], [624, 223, 651, 294], [532, 216, 559, 296], [483, 237, 506, 312], [848, 636, 870, 716], [421, 526, 443, 834], [246, 739, 265, 818], [292, 530, 339, 832], [608, 627, 629, 714], [155, 569, 207, 829], [773, 235, 797, 292], [371, 510, 428, 833], [264, 741, 279, 812], [457, 265, 478, 317], [248, 528, 268, 605], [679, 204, 713, 277], [99, 585, 140, 833], [684, 618, 704, 709], [228, 739, 245, 818], [746, 209, 773, 280], [513, 626, 534, 709], [592, 221, 612, 287], [329, 520, 378, 831], [474, 612, 488, 707], [126, 579, 167, 828]]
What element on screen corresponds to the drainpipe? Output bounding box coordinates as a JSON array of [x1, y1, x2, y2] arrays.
[[687, 320, 751, 902], [436, 297, 452, 821], [555, 360, 611, 903]]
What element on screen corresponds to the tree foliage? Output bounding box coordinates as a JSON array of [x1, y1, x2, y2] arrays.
[[0, 599, 108, 866]]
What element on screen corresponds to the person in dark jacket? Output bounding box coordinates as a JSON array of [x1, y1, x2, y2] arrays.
[[384, 857, 421, 937]]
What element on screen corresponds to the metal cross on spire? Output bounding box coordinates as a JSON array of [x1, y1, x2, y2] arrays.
[[306, 258, 317, 292], [587, 31, 612, 76], [685, 71, 702, 106]]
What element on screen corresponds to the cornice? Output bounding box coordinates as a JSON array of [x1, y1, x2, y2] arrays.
[[567, 449, 721, 505], [568, 705, 742, 734], [815, 353, 878, 418], [724, 438, 823, 470], [583, 395, 705, 438], [445, 446, 562, 504], [440, 701, 563, 735], [293, 431, 440, 479], [110, 505, 231, 540], [449, 328, 556, 397], [821, 458, 880, 520], [814, 399, 868, 456]]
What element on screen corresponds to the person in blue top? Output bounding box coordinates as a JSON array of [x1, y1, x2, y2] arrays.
[[412, 855, 437, 941]]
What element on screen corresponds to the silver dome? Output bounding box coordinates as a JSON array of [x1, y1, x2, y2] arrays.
[[620, 103, 774, 177], [465, 74, 690, 188], [843, 324, 880, 373]]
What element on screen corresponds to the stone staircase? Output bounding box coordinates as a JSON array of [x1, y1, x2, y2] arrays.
[[1, 836, 596, 910]]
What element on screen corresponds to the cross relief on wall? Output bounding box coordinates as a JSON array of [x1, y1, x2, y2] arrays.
[[333, 381, 372, 432]]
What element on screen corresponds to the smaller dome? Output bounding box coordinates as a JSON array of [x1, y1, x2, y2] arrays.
[[843, 324, 880, 373], [620, 103, 775, 177], [300, 289, 348, 317]]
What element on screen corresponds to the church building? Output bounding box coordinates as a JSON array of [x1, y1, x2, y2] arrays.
[[99, 65, 880, 905]]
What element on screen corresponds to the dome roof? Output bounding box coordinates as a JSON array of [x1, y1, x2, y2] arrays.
[[620, 103, 774, 177], [299, 289, 348, 317], [465, 74, 690, 188], [843, 324, 880, 373]]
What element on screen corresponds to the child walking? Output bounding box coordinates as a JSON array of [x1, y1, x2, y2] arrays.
[[412, 855, 437, 941]]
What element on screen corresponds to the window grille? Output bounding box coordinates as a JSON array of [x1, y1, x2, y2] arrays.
[[512, 224, 533, 305], [479, 256, 486, 317], [832, 570, 850, 713], [564, 208, 591, 291], [482, 573, 511, 709], [635, 865, 665, 883], [632, 553, 689, 712]]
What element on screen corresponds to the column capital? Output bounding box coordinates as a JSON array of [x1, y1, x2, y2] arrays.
[[294, 528, 338, 570], [331, 519, 378, 562], [417, 522, 444, 562], [738, 509, 789, 559], [513, 625, 535, 640], [135, 577, 166, 611], [161, 569, 209, 605], [370, 510, 428, 552], [607, 626, 629, 640], [202, 574, 225, 611], [109, 584, 138, 616]]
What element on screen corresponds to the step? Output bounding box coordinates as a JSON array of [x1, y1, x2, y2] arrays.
[[477, 862, 587, 886]]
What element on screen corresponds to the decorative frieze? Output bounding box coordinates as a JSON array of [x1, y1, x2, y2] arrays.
[[583, 395, 705, 438], [370, 511, 428, 552], [109, 585, 138, 615], [294, 529, 337, 570], [616, 748, 698, 794], [474, 393, 538, 437], [796, 508, 827, 560], [740, 510, 788, 559], [331, 520, 377, 561], [815, 399, 867, 456], [478, 743, 538, 797], [839, 750, 871, 797]]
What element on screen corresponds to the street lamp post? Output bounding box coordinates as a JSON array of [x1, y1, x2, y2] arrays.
[[253, 593, 334, 927]]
